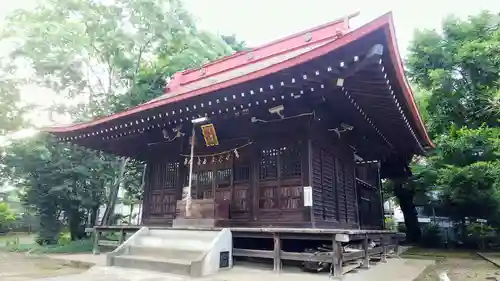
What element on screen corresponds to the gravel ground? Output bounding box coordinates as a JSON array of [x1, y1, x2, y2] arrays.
[[0, 252, 85, 281], [415, 258, 499, 281]]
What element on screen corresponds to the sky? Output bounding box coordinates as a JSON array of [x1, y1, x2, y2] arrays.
[[183, 0, 500, 57], [1, 0, 500, 128]]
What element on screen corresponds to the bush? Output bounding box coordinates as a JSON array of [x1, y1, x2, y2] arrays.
[[466, 222, 495, 250], [57, 231, 72, 246], [420, 224, 443, 248], [384, 217, 396, 231], [0, 203, 16, 233]]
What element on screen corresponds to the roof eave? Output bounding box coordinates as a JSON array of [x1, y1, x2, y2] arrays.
[[380, 14, 435, 150], [44, 12, 434, 153]]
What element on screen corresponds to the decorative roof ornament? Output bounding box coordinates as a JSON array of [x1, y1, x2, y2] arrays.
[[303, 32, 312, 42]]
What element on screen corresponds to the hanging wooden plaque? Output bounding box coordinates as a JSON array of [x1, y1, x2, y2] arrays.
[[201, 123, 219, 147]]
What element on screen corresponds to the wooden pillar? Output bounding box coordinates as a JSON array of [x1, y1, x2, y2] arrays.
[[93, 229, 100, 255], [306, 139, 315, 228], [381, 235, 387, 263], [273, 232, 282, 273], [362, 234, 369, 269], [331, 238, 343, 279], [394, 235, 401, 258]]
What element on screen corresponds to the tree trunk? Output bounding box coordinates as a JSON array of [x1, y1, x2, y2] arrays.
[[68, 207, 85, 240], [394, 183, 421, 243], [90, 205, 99, 226], [128, 204, 134, 224], [101, 158, 129, 225]]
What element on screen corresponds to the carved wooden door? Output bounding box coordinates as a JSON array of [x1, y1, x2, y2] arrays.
[[257, 143, 303, 222], [147, 161, 180, 224]]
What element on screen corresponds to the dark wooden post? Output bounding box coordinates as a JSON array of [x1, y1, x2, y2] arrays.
[[93, 229, 100, 255], [362, 234, 369, 269], [273, 232, 282, 272], [381, 235, 387, 263], [307, 139, 315, 228], [331, 238, 343, 279]]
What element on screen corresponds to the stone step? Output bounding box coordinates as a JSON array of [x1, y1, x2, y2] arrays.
[[136, 235, 213, 252], [128, 245, 204, 260], [112, 255, 192, 275], [172, 218, 216, 228], [148, 229, 219, 240]]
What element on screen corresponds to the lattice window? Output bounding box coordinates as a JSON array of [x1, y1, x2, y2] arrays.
[[198, 170, 213, 186], [258, 143, 303, 210], [259, 148, 279, 179], [165, 162, 179, 189], [216, 168, 231, 187], [281, 145, 301, 178]]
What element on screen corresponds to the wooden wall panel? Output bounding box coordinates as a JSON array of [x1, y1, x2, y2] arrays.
[[310, 135, 360, 229], [311, 148, 324, 220], [357, 179, 383, 230], [322, 151, 337, 221]]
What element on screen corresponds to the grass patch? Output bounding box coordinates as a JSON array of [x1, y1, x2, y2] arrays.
[[32, 239, 94, 254], [402, 247, 479, 259], [0, 233, 35, 245], [0, 233, 93, 254]]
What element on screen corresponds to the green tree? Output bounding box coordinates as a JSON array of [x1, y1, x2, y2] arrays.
[[0, 0, 244, 242], [407, 11, 500, 137], [432, 127, 500, 223], [402, 11, 500, 243]]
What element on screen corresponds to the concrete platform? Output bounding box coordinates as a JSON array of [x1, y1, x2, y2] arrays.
[[47, 254, 106, 267], [32, 258, 433, 281]]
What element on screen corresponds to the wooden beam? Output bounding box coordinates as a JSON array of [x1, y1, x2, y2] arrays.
[[273, 232, 282, 272], [332, 238, 343, 279], [362, 234, 370, 269], [233, 248, 274, 258]]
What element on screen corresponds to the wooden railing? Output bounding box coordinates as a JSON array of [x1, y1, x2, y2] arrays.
[[87, 225, 401, 278], [230, 230, 401, 278], [85, 225, 140, 254]]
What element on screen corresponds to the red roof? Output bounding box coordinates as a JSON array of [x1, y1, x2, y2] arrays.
[[44, 12, 434, 149]]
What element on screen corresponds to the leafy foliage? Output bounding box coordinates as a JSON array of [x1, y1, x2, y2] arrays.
[[407, 11, 500, 137], [0, 0, 244, 243], [403, 11, 500, 247], [0, 203, 15, 232]]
